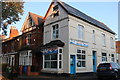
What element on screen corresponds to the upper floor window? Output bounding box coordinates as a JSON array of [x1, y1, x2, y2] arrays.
[[92, 30, 95, 43], [110, 37, 114, 48], [53, 5, 59, 17], [52, 24, 59, 39], [26, 34, 31, 45], [29, 18, 34, 27], [78, 25, 84, 40], [102, 34, 106, 46], [53, 5, 58, 11]]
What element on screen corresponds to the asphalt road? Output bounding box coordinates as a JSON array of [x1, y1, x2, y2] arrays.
[[18, 76, 119, 80]]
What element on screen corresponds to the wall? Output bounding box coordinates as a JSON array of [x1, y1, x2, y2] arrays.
[[68, 15, 116, 73]]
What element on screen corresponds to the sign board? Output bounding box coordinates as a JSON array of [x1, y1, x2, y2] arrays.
[[70, 39, 88, 47], [42, 47, 58, 55]]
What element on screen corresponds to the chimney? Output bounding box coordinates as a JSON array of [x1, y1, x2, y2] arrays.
[[9, 26, 19, 38]]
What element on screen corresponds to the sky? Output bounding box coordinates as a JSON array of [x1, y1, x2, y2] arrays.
[[7, 1, 118, 39]]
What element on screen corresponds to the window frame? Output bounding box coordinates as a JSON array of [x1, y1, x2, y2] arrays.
[[92, 30, 96, 43], [101, 53, 107, 62], [110, 37, 114, 48], [19, 50, 32, 66], [43, 47, 63, 70], [111, 54, 114, 62], [78, 25, 84, 40], [52, 24, 59, 40], [102, 34, 106, 46], [76, 49, 86, 68]]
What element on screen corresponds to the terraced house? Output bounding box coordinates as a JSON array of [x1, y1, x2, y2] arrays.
[[41, 0, 116, 74], [2, 12, 44, 76]]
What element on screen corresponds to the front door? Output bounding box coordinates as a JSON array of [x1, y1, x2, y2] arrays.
[[70, 55, 76, 74], [93, 51, 97, 72]]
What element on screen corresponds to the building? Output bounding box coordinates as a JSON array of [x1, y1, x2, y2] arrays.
[[19, 12, 44, 76], [2, 26, 20, 65], [41, 0, 116, 74], [2, 12, 44, 76], [116, 41, 120, 64], [1, 0, 116, 76]]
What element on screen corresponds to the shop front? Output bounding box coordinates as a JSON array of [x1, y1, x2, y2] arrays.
[[41, 40, 64, 73]]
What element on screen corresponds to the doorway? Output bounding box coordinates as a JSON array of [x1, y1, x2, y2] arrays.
[[92, 51, 97, 72], [70, 55, 76, 74]]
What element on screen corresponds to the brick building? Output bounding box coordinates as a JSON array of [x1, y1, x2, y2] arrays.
[[2, 12, 44, 76], [116, 41, 120, 64]]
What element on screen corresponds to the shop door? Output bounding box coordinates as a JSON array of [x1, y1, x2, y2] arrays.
[[93, 51, 97, 72], [70, 55, 76, 74]]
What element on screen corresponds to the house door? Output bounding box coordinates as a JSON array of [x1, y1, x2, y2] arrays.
[[93, 51, 97, 72], [70, 55, 76, 74]]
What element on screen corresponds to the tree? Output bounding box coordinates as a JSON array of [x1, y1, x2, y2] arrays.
[[1, 1, 24, 35]]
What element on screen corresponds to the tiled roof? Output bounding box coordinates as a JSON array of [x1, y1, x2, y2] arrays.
[[29, 12, 44, 25], [58, 1, 115, 34]]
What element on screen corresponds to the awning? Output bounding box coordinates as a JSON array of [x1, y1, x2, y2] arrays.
[[41, 40, 65, 49]]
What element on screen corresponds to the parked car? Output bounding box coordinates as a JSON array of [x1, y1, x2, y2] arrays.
[[97, 62, 120, 80]]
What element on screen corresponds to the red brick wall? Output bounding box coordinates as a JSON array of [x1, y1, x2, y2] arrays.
[[116, 41, 120, 54]]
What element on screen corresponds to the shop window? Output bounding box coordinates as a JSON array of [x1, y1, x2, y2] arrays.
[[44, 52, 62, 69], [102, 53, 107, 62], [78, 25, 84, 40], [111, 54, 114, 62], [52, 24, 59, 39], [44, 54, 58, 69], [77, 49, 86, 68]]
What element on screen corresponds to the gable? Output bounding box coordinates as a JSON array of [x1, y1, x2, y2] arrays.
[[44, 1, 68, 26], [21, 12, 43, 33]]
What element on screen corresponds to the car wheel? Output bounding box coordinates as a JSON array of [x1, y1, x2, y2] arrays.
[[114, 73, 119, 80]]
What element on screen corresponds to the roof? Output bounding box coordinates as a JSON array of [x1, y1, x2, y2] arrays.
[[57, 1, 115, 34], [29, 12, 44, 25], [21, 12, 44, 32]]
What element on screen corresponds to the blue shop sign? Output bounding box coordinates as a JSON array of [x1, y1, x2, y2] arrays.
[[42, 47, 58, 55], [70, 39, 88, 47]]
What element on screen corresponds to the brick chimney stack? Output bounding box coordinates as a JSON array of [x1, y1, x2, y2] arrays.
[[10, 26, 19, 38]]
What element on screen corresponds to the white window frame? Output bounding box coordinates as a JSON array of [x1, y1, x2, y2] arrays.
[[76, 49, 86, 68], [111, 54, 114, 62], [101, 53, 107, 62], [43, 47, 63, 70], [19, 50, 32, 66], [110, 37, 114, 48], [52, 24, 59, 40], [9, 55, 15, 67], [102, 34, 106, 46], [92, 30, 95, 43], [78, 25, 84, 40]]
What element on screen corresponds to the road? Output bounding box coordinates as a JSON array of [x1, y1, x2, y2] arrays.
[[18, 76, 118, 80]]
